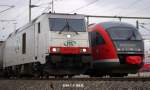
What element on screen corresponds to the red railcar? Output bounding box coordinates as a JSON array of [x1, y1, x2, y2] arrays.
[[88, 21, 144, 77]]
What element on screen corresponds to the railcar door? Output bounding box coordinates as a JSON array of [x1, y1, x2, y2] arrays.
[[90, 32, 105, 60]]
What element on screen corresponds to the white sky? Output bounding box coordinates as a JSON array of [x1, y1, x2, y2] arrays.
[[0, 0, 150, 40]]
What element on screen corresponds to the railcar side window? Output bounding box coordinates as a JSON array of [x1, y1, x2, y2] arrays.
[[22, 33, 26, 54], [96, 32, 105, 45], [90, 32, 105, 46]]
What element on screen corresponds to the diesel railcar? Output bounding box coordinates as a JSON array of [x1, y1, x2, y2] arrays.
[[3, 13, 92, 77], [88, 21, 144, 77]]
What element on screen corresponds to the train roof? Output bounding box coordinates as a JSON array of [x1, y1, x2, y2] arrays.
[[98, 21, 137, 30], [6, 13, 84, 39]]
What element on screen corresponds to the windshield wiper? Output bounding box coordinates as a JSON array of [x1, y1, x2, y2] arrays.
[[68, 25, 78, 35], [59, 19, 78, 35], [126, 31, 136, 40], [59, 19, 69, 34]]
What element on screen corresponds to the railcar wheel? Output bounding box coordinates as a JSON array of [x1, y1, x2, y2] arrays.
[[109, 73, 128, 77], [55, 75, 64, 78], [68, 75, 74, 78]]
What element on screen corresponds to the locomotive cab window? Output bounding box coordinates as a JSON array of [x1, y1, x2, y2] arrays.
[[49, 18, 86, 32]]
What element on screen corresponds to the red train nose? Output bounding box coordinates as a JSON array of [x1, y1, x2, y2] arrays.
[[126, 56, 142, 64]]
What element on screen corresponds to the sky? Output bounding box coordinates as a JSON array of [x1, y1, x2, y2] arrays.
[[0, 0, 150, 40]]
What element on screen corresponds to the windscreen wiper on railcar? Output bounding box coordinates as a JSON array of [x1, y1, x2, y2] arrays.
[[126, 31, 136, 40]]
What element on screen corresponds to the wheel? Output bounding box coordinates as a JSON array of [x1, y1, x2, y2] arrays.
[[109, 73, 128, 77]]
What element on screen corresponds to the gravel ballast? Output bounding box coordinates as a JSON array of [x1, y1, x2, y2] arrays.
[[0, 80, 150, 90]]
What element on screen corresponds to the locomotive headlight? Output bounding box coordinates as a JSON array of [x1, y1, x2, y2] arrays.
[[67, 34, 71, 38], [52, 48, 57, 52], [80, 48, 90, 53], [82, 48, 87, 52], [50, 47, 60, 53], [80, 48, 87, 53]]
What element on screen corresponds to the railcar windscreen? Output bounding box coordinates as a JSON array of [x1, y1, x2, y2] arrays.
[[49, 18, 85, 32], [106, 27, 142, 40]]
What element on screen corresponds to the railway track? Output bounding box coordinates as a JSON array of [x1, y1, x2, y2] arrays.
[[1, 76, 150, 81], [1, 76, 150, 90]]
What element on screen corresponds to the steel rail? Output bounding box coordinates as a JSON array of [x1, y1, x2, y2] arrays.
[[1, 77, 150, 81]]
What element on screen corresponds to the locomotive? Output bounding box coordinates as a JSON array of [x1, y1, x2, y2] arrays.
[[2, 13, 92, 77], [88, 21, 144, 77]]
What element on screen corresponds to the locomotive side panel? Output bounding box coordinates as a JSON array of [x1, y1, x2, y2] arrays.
[[3, 25, 35, 67], [0, 41, 5, 68], [4, 34, 18, 67], [35, 15, 50, 64], [3, 14, 50, 67], [20, 25, 35, 64]]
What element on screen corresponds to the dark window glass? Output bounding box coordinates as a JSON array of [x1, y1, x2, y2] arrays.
[[22, 33, 26, 54], [96, 32, 105, 44], [106, 27, 142, 40], [89, 32, 96, 46], [49, 18, 85, 32], [90, 31, 104, 46], [38, 22, 40, 33]]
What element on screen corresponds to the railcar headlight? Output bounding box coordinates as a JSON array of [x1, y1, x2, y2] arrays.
[[129, 48, 134, 51], [137, 48, 142, 51], [117, 48, 121, 51]]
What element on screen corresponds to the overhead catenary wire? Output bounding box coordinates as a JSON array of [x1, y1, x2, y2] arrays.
[[124, 4, 150, 16], [0, 5, 15, 14], [122, 0, 150, 16], [117, 0, 142, 15], [140, 25, 150, 31], [42, 0, 63, 13], [98, 0, 143, 16], [0, 5, 14, 7], [69, 0, 99, 13], [124, 0, 141, 9]]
